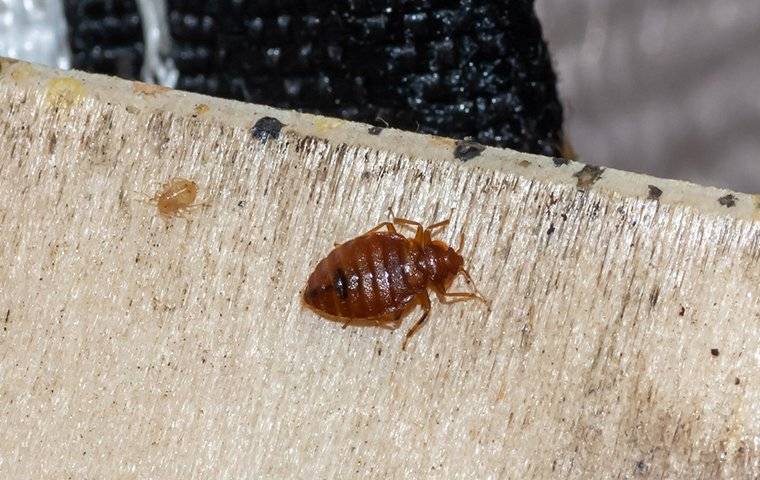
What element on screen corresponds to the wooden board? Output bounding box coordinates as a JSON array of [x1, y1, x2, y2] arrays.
[[1, 57, 759, 478]]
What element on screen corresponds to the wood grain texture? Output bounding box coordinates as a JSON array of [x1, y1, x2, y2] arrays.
[[0, 58, 759, 478]]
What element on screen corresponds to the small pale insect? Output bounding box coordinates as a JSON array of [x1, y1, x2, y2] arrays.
[[303, 214, 488, 349], [147, 177, 208, 218]]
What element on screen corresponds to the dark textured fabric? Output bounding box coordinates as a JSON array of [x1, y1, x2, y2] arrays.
[[169, 0, 564, 156], [62, 0, 564, 156], [63, 0, 144, 79]]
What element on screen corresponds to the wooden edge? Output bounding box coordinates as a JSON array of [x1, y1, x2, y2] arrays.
[[2, 55, 757, 223]]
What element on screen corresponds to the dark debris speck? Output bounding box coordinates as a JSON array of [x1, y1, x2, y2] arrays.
[[251, 116, 285, 141], [647, 185, 663, 201], [718, 194, 737, 207], [368, 126, 383, 135], [454, 138, 485, 161], [553, 157, 569, 167], [710, 348, 720, 357], [573, 165, 604, 190], [649, 287, 660, 307], [547, 224, 555, 236]]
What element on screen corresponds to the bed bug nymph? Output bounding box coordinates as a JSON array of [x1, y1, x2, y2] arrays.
[[144, 177, 209, 219], [303, 214, 487, 349]]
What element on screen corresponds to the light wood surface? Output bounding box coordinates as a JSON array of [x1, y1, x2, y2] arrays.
[[1, 58, 759, 478]]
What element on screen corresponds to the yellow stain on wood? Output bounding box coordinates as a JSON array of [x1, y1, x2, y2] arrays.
[[313, 116, 343, 134], [7, 61, 33, 83], [427, 135, 455, 148], [194, 104, 209, 115], [0, 57, 17, 76], [132, 81, 171, 95], [45, 77, 85, 108]]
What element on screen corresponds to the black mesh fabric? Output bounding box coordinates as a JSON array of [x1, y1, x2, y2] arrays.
[[64, 0, 563, 156], [64, 0, 144, 79]]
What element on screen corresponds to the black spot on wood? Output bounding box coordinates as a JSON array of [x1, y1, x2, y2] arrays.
[[647, 185, 663, 200], [546, 223, 555, 236], [718, 194, 737, 207], [237, 200, 245, 207], [573, 165, 604, 190], [251, 116, 285, 141], [48, 133, 57, 154], [735, 377, 741, 385], [561, 213, 567, 221], [678, 305, 685, 316], [368, 126, 383, 135], [334, 269, 348, 300], [649, 287, 660, 307], [710, 348, 720, 357], [553, 157, 569, 167], [454, 139, 485, 161]]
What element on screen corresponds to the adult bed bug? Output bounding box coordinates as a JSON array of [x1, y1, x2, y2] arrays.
[[303, 214, 487, 349]]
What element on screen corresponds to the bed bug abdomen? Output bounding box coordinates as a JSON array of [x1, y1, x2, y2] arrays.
[[304, 232, 423, 320]]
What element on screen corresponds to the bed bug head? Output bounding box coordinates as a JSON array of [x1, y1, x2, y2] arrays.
[[425, 239, 465, 287], [427, 234, 488, 305]]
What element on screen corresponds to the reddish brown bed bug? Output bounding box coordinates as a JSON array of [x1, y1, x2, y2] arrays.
[[143, 177, 209, 219], [303, 214, 487, 349]]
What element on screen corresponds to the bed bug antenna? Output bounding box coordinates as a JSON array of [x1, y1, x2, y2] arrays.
[[461, 268, 488, 305]]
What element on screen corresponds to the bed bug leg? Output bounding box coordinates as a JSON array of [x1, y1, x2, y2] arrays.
[[342, 318, 353, 329], [392, 216, 425, 243], [456, 232, 465, 253], [373, 318, 400, 330], [131, 191, 155, 205], [437, 291, 484, 304], [185, 201, 212, 210], [363, 222, 397, 236], [402, 292, 431, 350], [423, 218, 451, 243], [426, 218, 451, 233]]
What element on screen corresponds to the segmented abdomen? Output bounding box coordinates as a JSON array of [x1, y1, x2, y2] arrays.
[[304, 232, 424, 319]]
